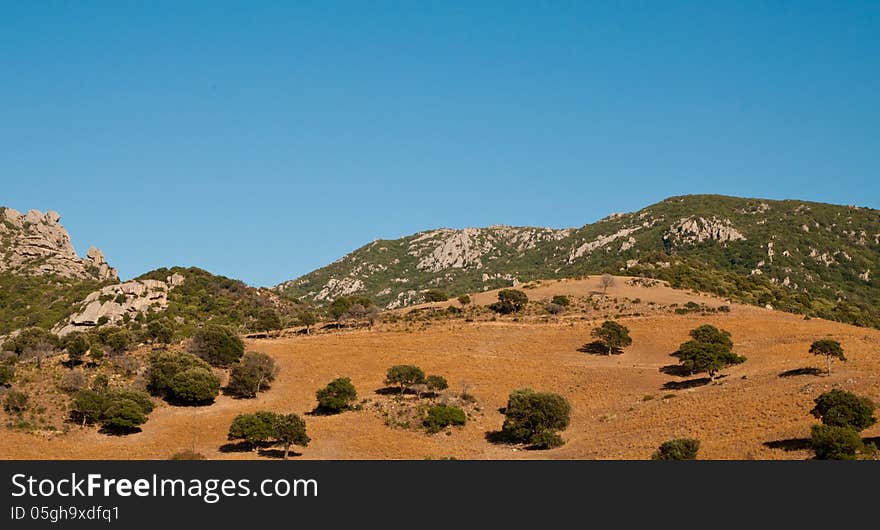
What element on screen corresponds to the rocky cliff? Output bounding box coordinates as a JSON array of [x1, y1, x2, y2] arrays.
[[0, 207, 117, 281]]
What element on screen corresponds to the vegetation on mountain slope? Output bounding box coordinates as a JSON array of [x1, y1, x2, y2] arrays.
[[276, 195, 880, 328]]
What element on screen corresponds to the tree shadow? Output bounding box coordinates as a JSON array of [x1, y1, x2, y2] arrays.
[[662, 377, 712, 390], [257, 448, 303, 459], [305, 406, 346, 416], [98, 425, 142, 436], [659, 364, 692, 377], [577, 341, 622, 355], [778, 367, 823, 378], [485, 430, 514, 445], [218, 441, 273, 453], [763, 438, 812, 452], [374, 386, 411, 396]]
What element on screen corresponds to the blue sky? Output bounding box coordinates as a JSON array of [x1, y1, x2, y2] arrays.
[[2, 1, 878, 286]]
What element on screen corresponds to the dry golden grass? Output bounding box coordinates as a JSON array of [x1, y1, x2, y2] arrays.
[[1, 276, 878, 460]]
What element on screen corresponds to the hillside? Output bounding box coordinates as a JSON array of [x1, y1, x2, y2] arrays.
[[2, 276, 877, 460], [276, 195, 880, 328], [0, 208, 118, 334]]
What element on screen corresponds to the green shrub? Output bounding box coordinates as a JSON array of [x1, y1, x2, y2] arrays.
[[0, 364, 14, 386], [551, 295, 570, 307], [3, 390, 28, 414], [385, 365, 426, 394], [147, 350, 212, 396], [489, 289, 528, 314], [188, 325, 244, 367], [457, 295, 471, 306], [423, 290, 448, 302], [168, 367, 221, 405], [63, 333, 90, 364], [529, 430, 565, 449], [227, 352, 279, 398], [652, 438, 700, 460], [499, 389, 570, 448], [810, 390, 876, 431], [424, 405, 466, 433], [315, 377, 358, 413], [426, 375, 448, 393], [811, 424, 863, 460], [170, 450, 207, 460]]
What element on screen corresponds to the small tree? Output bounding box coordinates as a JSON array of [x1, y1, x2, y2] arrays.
[[652, 438, 700, 460], [599, 274, 615, 295], [101, 398, 148, 432], [809, 339, 845, 376], [64, 333, 90, 365], [227, 352, 279, 398], [104, 330, 132, 356], [811, 424, 863, 460], [147, 350, 213, 397], [810, 390, 876, 431], [551, 295, 570, 307], [500, 388, 571, 448], [273, 413, 310, 460], [423, 290, 449, 302], [0, 364, 14, 387], [297, 310, 318, 334], [672, 325, 744, 381], [147, 320, 175, 345], [545, 303, 565, 316], [489, 289, 529, 314], [188, 325, 245, 367], [59, 370, 88, 393], [426, 375, 448, 394], [168, 368, 221, 405], [3, 390, 28, 415], [424, 405, 466, 433], [253, 308, 282, 334], [71, 389, 110, 427], [385, 365, 426, 395], [591, 320, 632, 355], [315, 377, 358, 413], [228, 411, 277, 448], [457, 295, 471, 306]]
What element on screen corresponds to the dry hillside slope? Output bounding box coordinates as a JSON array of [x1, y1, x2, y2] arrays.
[[1, 276, 877, 460]]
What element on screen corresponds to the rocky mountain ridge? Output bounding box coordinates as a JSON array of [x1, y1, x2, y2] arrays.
[[1, 207, 116, 281]]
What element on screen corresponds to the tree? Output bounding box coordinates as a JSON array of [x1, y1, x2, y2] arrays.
[[489, 289, 529, 314], [545, 303, 565, 316], [0, 364, 14, 387], [59, 369, 88, 393], [71, 389, 110, 428], [3, 390, 28, 415], [426, 375, 448, 394], [104, 330, 132, 356], [458, 295, 471, 306], [811, 424, 863, 460], [671, 325, 745, 381], [188, 325, 245, 367], [227, 352, 279, 398], [599, 274, 615, 295], [64, 333, 90, 365], [385, 365, 426, 395], [551, 295, 570, 307], [809, 339, 845, 375], [652, 438, 700, 460], [228, 411, 277, 447], [297, 310, 318, 334], [810, 390, 876, 431], [424, 405, 466, 433], [227, 411, 310, 459], [591, 320, 632, 355], [315, 377, 358, 413], [147, 320, 175, 345], [168, 368, 221, 405], [423, 290, 448, 302], [499, 388, 571, 448], [147, 350, 213, 397], [101, 398, 148, 432], [253, 308, 282, 334], [273, 413, 310, 460]]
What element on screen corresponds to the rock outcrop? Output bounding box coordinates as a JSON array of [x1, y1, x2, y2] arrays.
[[664, 216, 746, 245], [0, 207, 117, 281], [53, 272, 184, 335]]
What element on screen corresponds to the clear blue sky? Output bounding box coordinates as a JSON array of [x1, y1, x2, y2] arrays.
[[2, 2, 878, 286]]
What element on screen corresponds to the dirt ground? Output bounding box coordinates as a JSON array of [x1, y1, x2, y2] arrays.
[[1, 276, 878, 460]]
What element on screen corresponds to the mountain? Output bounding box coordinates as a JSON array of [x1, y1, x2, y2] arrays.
[[0, 208, 118, 334], [276, 195, 880, 328]]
